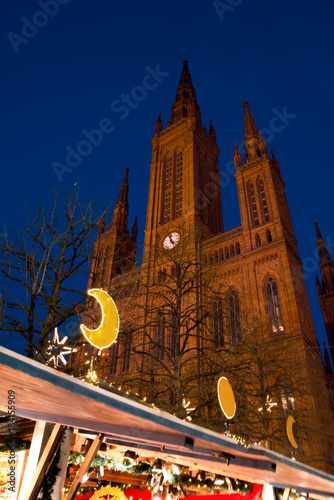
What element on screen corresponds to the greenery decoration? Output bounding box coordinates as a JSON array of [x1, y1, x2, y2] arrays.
[[40, 434, 64, 500], [68, 454, 253, 495], [0, 436, 30, 453]]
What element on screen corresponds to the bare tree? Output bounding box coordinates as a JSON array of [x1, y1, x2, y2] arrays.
[[87, 234, 244, 420], [0, 190, 100, 362], [76, 228, 333, 463]]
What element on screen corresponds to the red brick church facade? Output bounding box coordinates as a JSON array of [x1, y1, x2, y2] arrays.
[[79, 61, 334, 473]]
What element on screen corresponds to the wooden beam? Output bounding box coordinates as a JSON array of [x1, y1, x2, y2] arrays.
[[23, 423, 64, 500], [65, 434, 104, 500], [53, 427, 74, 499]]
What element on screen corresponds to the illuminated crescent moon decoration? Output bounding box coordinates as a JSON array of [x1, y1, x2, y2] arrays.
[[286, 415, 298, 449], [80, 289, 119, 350], [217, 376, 236, 420]]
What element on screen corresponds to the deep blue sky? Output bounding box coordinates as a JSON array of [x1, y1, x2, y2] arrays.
[[1, 0, 334, 357]]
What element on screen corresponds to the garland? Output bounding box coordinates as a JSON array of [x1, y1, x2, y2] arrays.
[[0, 436, 30, 453], [68, 454, 252, 495], [40, 438, 62, 500]]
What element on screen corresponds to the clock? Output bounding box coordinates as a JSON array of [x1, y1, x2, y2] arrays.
[[163, 232, 180, 250]]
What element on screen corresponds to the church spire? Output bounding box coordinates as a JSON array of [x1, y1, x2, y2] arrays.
[[271, 149, 280, 169], [209, 120, 217, 144], [233, 142, 242, 170], [111, 168, 130, 233], [243, 101, 261, 163], [131, 215, 138, 242], [116, 168, 129, 205], [154, 112, 162, 136], [244, 100, 258, 140], [97, 212, 105, 238], [170, 60, 201, 124], [315, 222, 334, 294], [258, 130, 268, 157]]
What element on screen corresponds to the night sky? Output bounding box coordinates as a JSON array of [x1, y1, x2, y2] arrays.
[[1, 0, 334, 356]]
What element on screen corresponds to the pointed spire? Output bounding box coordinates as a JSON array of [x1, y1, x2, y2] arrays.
[[243, 101, 261, 163], [315, 221, 323, 241], [170, 60, 201, 124], [271, 149, 280, 169], [209, 120, 217, 144], [233, 142, 242, 170], [98, 212, 105, 238], [316, 273, 322, 296], [188, 92, 195, 116], [244, 101, 258, 140], [324, 342, 333, 374], [258, 130, 268, 156], [315, 222, 334, 293], [131, 216, 138, 242], [155, 112, 162, 136], [116, 168, 129, 206], [111, 168, 130, 233]]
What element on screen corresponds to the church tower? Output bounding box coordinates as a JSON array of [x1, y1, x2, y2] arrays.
[[143, 60, 223, 267], [233, 102, 317, 342], [315, 222, 334, 363], [88, 168, 138, 289]]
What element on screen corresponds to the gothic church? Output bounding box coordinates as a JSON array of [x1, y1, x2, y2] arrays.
[[80, 61, 334, 473]]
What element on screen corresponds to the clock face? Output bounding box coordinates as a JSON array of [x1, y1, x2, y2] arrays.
[[163, 232, 180, 250]]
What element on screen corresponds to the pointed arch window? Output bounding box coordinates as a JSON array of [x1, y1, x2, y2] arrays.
[[175, 149, 183, 217], [213, 300, 224, 349], [255, 233, 261, 247], [224, 246, 230, 259], [170, 313, 176, 358], [102, 245, 111, 286], [121, 333, 131, 373], [230, 244, 235, 257], [163, 153, 172, 222], [156, 315, 165, 360], [229, 290, 241, 344], [93, 248, 104, 287], [266, 229, 272, 243], [266, 277, 284, 333], [236, 242, 241, 255], [107, 342, 119, 376], [247, 181, 259, 227], [257, 177, 270, 222], [198, 151, 204, 191]]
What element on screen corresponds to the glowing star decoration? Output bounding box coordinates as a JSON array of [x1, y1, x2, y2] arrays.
[[286, 415, 298, 449], [47, 328, 76, 366], [217, 376, 236, 420], [258, 395, 278, 413], [80, 288, 119, 350]]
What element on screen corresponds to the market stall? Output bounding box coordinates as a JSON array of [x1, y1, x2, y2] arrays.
[[0, 347, 333, 500]]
